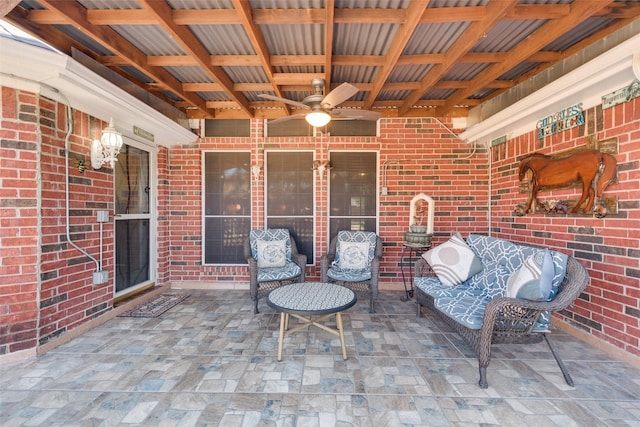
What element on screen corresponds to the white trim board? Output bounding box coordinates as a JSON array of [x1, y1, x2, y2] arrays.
[[0, 36, 196, 148]]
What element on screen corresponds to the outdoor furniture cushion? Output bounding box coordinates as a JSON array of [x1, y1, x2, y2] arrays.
[[256, 238, 287, 268], [422, 232, 483, 286], [506, 249, 555, 301]]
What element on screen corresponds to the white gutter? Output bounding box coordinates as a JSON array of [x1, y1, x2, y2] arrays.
[[0, 36, 196, 147]]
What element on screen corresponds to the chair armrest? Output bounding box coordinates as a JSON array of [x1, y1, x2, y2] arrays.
[[293, 253, 307, 282], [320, 254, 335, 282]]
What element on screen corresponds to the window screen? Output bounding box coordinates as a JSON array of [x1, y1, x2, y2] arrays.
[[266, 151, 314, 263], [203, 151, 251, 264], [328, 151, 378, 241]]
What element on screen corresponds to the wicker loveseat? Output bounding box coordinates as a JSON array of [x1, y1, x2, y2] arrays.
[[415, 234, 589, 388]]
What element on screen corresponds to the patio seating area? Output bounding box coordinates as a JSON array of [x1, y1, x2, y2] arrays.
[[1, 289, 639, 426]]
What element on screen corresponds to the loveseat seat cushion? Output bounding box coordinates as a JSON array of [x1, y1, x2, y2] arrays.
[[434, 295, 489, 330], [415, 277, 485, 299]]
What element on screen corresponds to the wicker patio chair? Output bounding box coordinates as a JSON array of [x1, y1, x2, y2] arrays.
[[320, 230, 383, 313], [244, 229, 306, 314]]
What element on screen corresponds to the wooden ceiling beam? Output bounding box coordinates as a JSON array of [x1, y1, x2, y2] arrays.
[[419, 6, 485, 23], [363, 0, 432, 111], [436, 0, 615, 116], [334, 8, 405, 24], [139, 0, 252, 117], [36, 0, 213, 117], [324, 0, 335, 88], [398, 0, 519, 116], [231, 0, 290, 115], [506, 4, 571, 20]]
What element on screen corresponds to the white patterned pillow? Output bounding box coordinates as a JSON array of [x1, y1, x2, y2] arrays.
[[337, 241, 370, 270], [506, 249, 554, 301], [256, 239, 287, 268], [422, 233, 483, 286]]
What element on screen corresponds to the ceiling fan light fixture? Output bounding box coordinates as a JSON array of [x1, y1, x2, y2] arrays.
[[305, 111, 331, 128]]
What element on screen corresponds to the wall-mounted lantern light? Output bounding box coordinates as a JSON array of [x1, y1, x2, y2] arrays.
[[91, 118, 124, 169]]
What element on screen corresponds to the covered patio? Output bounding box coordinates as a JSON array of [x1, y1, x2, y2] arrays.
[[1, 289, 639, 425]]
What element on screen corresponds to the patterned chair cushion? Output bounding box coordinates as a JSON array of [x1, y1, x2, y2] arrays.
[[337, 241, 370, 269], [256, 239, 286, 268], [250, 229, 292, 261], [332, 231, 377, 270], [257, 261, 302, 283], [326, 266, 372, 283], [422, 233, 483, 286], [506, 249, 554, 301]]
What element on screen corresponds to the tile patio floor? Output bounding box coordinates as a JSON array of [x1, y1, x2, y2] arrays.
[[1, 289, 640, 426]]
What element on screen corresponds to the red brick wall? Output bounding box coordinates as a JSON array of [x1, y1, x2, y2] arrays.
[[2, 84, 638, 361], [0, 87, 39, 354], [491, 97, 640, 357], [167, 117, 489, 284], [1, 88, 115, 355]]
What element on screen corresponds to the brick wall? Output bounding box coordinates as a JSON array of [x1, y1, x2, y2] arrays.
[[2, 84, 638, 361], [490, 97, 640, 356], [167, 117, 489, 284], [0, 87, 39, 355], [1, 87, 115, 355]]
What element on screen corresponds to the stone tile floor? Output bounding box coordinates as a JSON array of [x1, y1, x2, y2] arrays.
[[1, 289, 640, 426]]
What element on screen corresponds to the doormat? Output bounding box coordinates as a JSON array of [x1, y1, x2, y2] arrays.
[[118, 293, 190, 318]]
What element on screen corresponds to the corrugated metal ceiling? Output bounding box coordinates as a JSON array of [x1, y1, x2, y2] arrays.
[[3, 0, 639, 121]]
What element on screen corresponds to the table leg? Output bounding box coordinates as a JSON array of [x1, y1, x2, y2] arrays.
[[336, 312, 347, 360], [277, 312, 286, 361]]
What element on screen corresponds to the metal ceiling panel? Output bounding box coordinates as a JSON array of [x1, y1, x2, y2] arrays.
[[260, 24, 325, 55], [405, 22, 470, 55], [223, 66, 270, 83], [544, 17, 617, 51], [165, 66, 215, 83], [190, 25, 256, 55], [333, 23, 399, 55], [388, 64, 432, 83], [6, 0, 639, 120], [473, 20, 545, 53], [112, 25, 186, 56]]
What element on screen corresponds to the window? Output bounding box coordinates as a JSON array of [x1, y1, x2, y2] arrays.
[[266, 151, 314, 263], [203, 151, 251, 264], [328, 151, 378, 240]]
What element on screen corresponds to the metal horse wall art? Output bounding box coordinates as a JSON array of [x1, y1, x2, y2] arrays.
[[518, 149, 616, 215]]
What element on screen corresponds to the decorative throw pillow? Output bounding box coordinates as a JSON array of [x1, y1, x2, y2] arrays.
[[422, 233, 483, 286], [506, 249, 554, 301], [256, 239, 287, 268], [337, 241, 370, 270]]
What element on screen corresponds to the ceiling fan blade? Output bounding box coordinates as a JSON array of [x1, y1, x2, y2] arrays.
[[266, 113, 306, 125], [258, 93, 309, 110], [321, 82, 359, 109], [331, 109, 381, 121]]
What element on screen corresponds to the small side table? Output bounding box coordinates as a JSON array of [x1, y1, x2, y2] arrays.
[[400, 243, 430, 301]]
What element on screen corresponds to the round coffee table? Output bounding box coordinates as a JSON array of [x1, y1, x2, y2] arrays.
[[267, 282, 357, 361]]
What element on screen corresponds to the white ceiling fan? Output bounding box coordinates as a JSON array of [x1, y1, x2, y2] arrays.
[[258, 78, 381, 127]]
